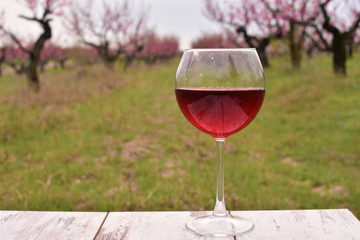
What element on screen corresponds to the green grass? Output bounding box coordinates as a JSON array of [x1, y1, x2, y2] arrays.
[[0, 55, 359, 218]]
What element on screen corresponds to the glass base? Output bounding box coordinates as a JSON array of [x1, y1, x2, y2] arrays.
[[186, 214, 254, 237]]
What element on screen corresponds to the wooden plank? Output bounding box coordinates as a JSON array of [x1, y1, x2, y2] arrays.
[[94, 211, 228, 240], [95, 209, 360, 240], [232, 209, 360, 240], [0, 211, 107, 240]]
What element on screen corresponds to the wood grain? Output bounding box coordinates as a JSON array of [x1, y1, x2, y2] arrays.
[[95, 211, 218, 240], [0, 211, 107, 240], [0, 209, 359, 240], [231, 209, 360, 240], [95, 209, 360, 240]]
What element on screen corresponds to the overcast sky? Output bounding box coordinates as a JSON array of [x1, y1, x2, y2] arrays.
[[0, 0, 222, 50]]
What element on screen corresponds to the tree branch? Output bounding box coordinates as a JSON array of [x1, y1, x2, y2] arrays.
[[3, 30, 30, 54], [348, 15, 360, 34], [19, 15, 37, 21], [320, 3, 339, 34], [236, 26, 256, 47], [304, 30, 331, 52], [292, 19, 331, 50]]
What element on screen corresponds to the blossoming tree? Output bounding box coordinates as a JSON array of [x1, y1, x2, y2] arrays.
[[0, 0, 71, 91], [65, 0, 149, 70]]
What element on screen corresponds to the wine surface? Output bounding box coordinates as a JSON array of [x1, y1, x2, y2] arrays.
[[175, 88, 265, 139]]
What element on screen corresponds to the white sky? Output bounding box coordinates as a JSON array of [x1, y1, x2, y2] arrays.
[[0, 0, 222, 50]]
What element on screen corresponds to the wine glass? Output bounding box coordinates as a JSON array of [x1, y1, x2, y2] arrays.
[[175, 49, 265, 237]]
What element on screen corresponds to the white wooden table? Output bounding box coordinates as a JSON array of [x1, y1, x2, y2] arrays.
[[0, 209, 359, 239]]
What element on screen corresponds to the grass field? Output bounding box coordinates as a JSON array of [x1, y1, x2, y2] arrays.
[[0, 54, 359, 218]]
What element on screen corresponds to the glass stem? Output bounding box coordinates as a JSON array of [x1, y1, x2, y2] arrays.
[[213, 139, 228, 217]]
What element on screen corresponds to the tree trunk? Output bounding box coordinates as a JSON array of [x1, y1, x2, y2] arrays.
[[289, 21, 302, 69], [346, 43, 353, 59], [27, 18, 52, 91], [123, 55, 134, 71], [290, 44, 302, 69], [26, 60, 40, 91], [0, 48, 4, 76], [332, 34, 346, 75], [59, 60, 65, 68], [257, 38, 270, 68], [236, 26, 271, 68], [40, 61, 47, 73], [98, 48, 117, 71], [318, 2, 358, 76]]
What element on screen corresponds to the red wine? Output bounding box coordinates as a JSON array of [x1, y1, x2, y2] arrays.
[[175, 88, 265, 139]]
